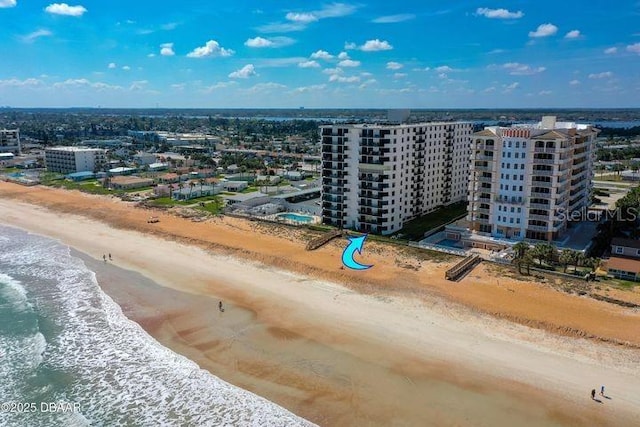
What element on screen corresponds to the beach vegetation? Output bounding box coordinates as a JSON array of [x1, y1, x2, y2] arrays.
[[396, 202, 468, 241]]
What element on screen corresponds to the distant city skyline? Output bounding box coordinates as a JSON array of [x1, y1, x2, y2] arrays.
[[1, 1, 639, 108]]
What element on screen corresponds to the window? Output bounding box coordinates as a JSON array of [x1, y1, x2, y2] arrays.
[[615, 247, 623, 254]]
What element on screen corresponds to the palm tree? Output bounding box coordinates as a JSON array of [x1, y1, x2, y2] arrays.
[[168, 183, 174, 200], [199, 178, 206, 195], [188, 181, 195, 199], [512, 241, 530, 259], [512, 242, 530, 274], [559, 249, 576, 273], [177, 182, 184, 200]]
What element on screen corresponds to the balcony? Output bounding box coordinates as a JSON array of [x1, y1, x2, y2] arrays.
[[532, 157, 556, 165], [531, 168, 554, 176], [531, 188, 552, 196], [474, 175, 493, 183], [531, 180, 553, 188], [529, 213, 551, 221], [474, 207, 490, 215], [475, 154, 495, 161], [527, 224, 549, 232], [529, 202, 551, 210]]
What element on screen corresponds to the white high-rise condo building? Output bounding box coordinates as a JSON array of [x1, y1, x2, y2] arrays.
[[467, 116, 598, 242], [0, 129, 21, 155], [320, 122, 473, 235], [45, 147, 107, 174]]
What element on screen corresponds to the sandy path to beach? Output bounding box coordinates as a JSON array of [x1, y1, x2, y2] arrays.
[[1, 184, 639, 425]]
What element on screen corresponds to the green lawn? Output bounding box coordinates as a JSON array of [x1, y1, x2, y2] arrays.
[[194, 198, 225, 215], [397, 202, 468, 241]]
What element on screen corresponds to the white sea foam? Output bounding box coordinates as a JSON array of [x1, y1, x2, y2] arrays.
[[0, 225, 314, 426]]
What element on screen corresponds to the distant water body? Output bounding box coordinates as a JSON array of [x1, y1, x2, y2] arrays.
[[0, 225, 311, 427]]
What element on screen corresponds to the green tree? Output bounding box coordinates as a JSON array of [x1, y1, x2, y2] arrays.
[[559, 249, 577, 273]]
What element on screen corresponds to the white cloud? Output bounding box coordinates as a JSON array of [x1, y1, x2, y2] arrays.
[[564, 30, 581, 39], [122, 65, 131, 71], [314, 3, 357, 19], [539, 90, 552, 95], [323, 67, 342, 75], [627, 43, 640, 54], [229, 64, 256, 79], [372, 14, 415, 23], [337, 51, 349, 60], [588, 71, 613, 79], [329, 74, 360, 83], [338, 59, 360, 67], [160, 42, 175, 56], [245, 36, 294, 48], [22, 29, 52, 43], [501, 62, 546, 75], [310, 50, 333, 60], [147, 53, 156, 58], [45, 3, 87, 17], [359, 79, 377, 89], [292, 84, 326, 93], [503, 82, 519, 91], [435, 65, 455, 73], [0, 0, 17, 8], [359, 39, 393, 52], [245, 36, 273, 48], [298, 60, 320, 68], [569, 79, 580, 85], [285, 12, 318, 23], [260, 3, 356, 33], [393, 73, 407, 79], [0, 78, 44, 87], [202, 81, 237, 93], [108, 62, 116, 69], [129, 80, 149, 91], [257, 22, 305, 33], [241, 82, 286, 94], [528, 23, 558, 38], [386, 61, 403, 70], [475, 7, 523, 19], [52, 78, 121, 91], [187, 40, 234, 58], [604, 47, 618, 54], [344, 42, 357, 50]]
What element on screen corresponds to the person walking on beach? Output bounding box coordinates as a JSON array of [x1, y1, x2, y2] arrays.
[[591, 389, 596, 400], [600, 385, 605, 396], [218, 301, 224, 312], [103, 254, 106, 262], [109, 253, 112, 261]]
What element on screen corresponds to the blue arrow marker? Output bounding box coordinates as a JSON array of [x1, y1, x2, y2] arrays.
[[342, 234, 373, 270]]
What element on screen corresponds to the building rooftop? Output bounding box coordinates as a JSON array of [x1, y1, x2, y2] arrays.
[[611, 237, 640, 250], [46, 146, 104, 152], [606, 256, 640, 273]]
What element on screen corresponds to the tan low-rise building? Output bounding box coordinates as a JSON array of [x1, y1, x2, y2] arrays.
[[109, 175, 154, 190]]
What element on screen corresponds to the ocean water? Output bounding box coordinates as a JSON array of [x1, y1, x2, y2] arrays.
[[0, 225, 312, 427]]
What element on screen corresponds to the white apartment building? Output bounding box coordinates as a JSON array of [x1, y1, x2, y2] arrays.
[[467, 116, 598, 242], [45, 147, 107, 174], [0, 129, 21, 155], [320, 122, 473, 235]]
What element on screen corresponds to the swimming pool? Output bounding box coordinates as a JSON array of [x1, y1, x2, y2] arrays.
[[276, 212, 315, 224], [436, 238, 463, 248]]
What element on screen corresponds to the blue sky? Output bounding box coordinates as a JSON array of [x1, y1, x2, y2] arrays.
[[1, 1, 639, 108]]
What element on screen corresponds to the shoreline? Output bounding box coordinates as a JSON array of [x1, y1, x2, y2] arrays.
[[1, 184, 640, 425]]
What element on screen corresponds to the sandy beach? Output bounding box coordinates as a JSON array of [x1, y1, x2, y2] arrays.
[[1, 182, 639, 426]]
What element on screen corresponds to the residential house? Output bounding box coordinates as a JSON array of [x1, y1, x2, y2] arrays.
[[606, 237, 640, 282]]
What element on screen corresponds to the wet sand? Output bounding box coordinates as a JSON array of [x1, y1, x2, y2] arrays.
[[79, 252, 622, 427]]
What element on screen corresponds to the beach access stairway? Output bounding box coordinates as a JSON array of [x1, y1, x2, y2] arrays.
[[445, 254, 482, 281], [306, 230, 344, 251]]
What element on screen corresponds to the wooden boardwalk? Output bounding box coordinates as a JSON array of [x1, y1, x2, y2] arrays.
[[306, 230, 344, 251], [445, 254, 482, 281]]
